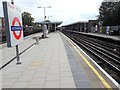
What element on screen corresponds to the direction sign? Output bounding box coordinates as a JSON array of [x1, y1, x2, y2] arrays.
[[3, 2, 23, 47]]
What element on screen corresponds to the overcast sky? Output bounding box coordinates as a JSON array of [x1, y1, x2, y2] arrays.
[[0, 0, 103, 25]]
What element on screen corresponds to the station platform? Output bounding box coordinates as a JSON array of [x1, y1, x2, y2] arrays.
[[87, 32, 120, 41], [70, 31, 120, 41], [1, 32, 119, 89]]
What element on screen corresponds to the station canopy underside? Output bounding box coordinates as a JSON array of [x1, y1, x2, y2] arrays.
[[35, 21, 62, 31]]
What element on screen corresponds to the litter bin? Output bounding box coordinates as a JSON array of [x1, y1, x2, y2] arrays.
[[35, 36, 39, 44]]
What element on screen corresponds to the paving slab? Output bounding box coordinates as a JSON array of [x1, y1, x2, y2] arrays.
[[2, 32, 76, 88]]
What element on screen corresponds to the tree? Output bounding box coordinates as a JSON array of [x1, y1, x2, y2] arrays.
[[114, 2, 120, 25], [98, 1, 120, 26], [22, 12, 34, 26]]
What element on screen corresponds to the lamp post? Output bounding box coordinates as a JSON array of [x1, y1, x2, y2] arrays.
[[37, 6, 51, 21]]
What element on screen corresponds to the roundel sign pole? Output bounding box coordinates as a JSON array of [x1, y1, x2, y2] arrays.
[[11, 17, 22, 64], [3, 1, 23, 64]]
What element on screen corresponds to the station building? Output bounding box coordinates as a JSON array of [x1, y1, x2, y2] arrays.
[[62, 21, 88, 32]]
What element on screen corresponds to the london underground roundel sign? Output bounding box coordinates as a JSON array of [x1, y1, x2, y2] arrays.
[[3, 2, 23, 47], [11, 17, 22, 40]]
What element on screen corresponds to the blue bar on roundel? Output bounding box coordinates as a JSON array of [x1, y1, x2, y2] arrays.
[[11, 26, 22, 31]]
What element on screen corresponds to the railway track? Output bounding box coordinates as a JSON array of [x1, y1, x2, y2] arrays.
[[62, 30, 120, 84]]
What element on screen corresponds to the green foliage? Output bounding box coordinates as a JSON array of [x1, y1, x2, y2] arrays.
[[98, 1, 120, 26], [22, 12, 34, 26]]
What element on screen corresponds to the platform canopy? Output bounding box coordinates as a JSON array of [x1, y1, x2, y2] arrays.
[[35, 21, 63, 32]]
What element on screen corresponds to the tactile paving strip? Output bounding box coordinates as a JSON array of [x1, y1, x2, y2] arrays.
[[62, 36, 91, 88]]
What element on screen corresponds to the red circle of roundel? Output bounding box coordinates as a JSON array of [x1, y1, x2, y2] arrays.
[[12, 17, 22, 40]]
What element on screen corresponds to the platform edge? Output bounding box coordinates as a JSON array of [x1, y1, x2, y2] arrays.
[[60, 32, 120, 89]]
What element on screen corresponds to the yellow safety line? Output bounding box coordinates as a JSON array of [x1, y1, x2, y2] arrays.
[[62, 33, 112, 89]]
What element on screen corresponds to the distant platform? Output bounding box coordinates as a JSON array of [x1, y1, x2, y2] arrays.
[[67, 30, 120, 41]]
